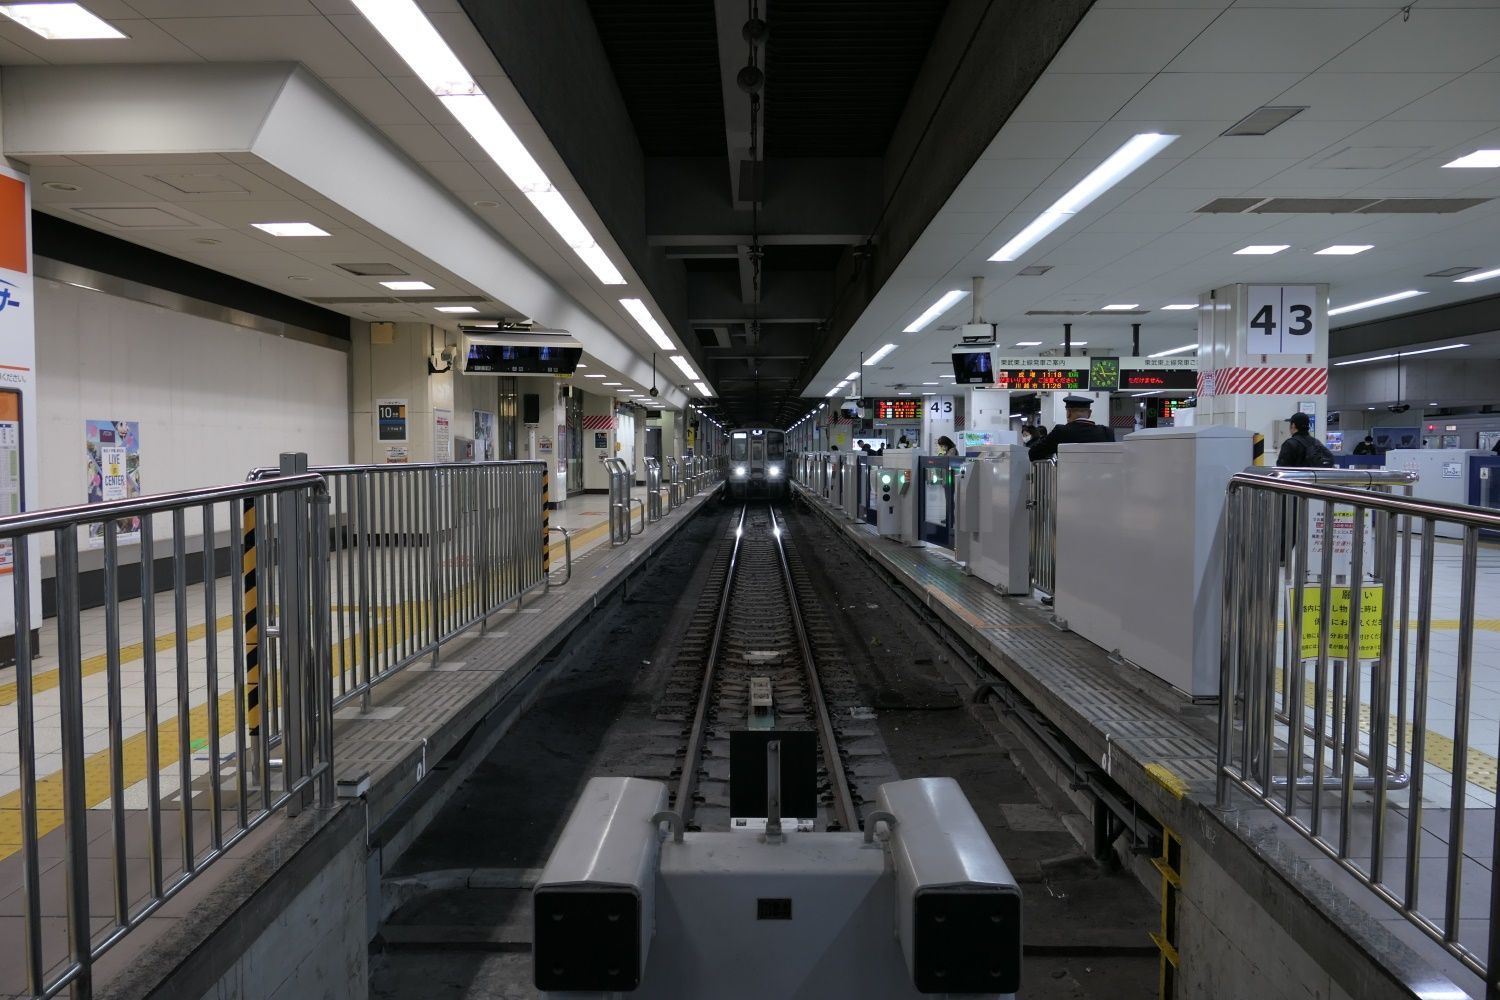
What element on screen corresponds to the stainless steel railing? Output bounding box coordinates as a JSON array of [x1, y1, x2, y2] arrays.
[[6, 458, 334, 1000], [251, 458, 546, 711], [1217, 469, 1500, 990], [645, 458, 663, 523], [1027, 459, 1057, 597]]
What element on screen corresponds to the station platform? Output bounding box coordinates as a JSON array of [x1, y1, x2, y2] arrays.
[[793, 483, 1487, 1000], [0, 482, 712, 999]]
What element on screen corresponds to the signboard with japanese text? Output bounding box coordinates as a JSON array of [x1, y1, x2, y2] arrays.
[[0, 166, 38, 658], [1292, 585, 1383, 660]]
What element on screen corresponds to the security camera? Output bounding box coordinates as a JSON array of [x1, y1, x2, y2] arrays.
[[649, 386, 659, 397], [1388, 403, 1411, 414]]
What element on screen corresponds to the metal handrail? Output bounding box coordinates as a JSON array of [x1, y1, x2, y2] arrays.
[[1239, 467, 1419, 487], [1218, 468, 1500, 987], [546, 525, 572, 585], [627, 497, 646, 536]]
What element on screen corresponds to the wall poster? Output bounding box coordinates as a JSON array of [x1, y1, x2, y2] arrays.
[[0, 165, 40, 661], [433, 408, 452, 463], [85, 419, 142, 548], [473, 410, 496, 462]]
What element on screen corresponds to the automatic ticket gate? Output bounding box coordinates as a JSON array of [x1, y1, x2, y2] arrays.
[[954, 445, 1030, 595]]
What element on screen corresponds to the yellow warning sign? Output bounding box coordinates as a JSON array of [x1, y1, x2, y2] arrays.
[[1290, 585, 1383, 660]]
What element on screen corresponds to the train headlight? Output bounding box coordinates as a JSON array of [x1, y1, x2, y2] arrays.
[[734, 465, 747, 477], [768, 465, 782, 478]]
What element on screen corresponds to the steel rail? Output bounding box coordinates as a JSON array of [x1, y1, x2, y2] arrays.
[[674, 504, 748, 825], [770, 505, 858, 831]]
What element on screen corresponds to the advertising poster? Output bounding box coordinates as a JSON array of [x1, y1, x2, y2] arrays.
[[377, 398, 408, 442], [434, 408, 452, 462], [0, 165, 39, 659], [86, 419, 142, 547], [473, 410, 496, 462]]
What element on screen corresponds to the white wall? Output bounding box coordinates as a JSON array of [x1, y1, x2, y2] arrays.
[[37, 277, 350, 506]]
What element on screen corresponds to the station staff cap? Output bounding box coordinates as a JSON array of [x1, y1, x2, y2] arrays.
[[1062, 395, 1094, 407]]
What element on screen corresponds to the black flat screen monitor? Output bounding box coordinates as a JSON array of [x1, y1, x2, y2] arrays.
[[952, 349, 994, 384]]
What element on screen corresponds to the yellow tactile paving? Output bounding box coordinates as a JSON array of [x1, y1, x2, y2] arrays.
[[0, 614, 235, 709]]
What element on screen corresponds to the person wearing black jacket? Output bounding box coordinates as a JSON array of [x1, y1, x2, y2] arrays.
[[1276, 412, 1336, 467], [1027, 395, 1113, 461]]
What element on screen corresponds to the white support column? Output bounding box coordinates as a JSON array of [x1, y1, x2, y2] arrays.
[[1196, 284, 1330, 465]]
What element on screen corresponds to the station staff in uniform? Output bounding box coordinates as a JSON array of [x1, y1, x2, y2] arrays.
[[1027, 395, 1113, 461]]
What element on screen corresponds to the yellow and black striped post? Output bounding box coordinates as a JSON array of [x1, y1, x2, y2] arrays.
[[1252, 432, 1266, 466], [542, 466, 551, 577], [243, 498, 260, 737], [1150, 827, 1183, 998]]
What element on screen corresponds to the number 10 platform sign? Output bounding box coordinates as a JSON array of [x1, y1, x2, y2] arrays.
[[1247, 285, 1318, 355]]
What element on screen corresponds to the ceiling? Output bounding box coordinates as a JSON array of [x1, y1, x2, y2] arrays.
[[0, 0, 688, 407], [811, 0, 1500, 409]]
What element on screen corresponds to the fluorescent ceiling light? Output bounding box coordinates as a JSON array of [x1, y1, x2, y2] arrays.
[[863, 344, 898, 366], [938, 374, 956, 378], [1101, 304, 1139, 311], [603, 382, 622, 386], [922, 392, 936, 396], [903, 289, 968, 333], [1315, 245, 1373, 256], [922, 381, 939, 386], [1160, 304, 1196, 311], [585, 374, 606, 378], [380, 280, 434, 290], [897, 391, 912, 396], [669, 355, 699, 380], [571, 243, 626, 286], [694, 381, 713, 397], [575, 363, 587, 368], [1327, 290, 1424, 316], [438, 94, 546, 190], [1333, 343, 1467, 366], [435, 305, 479, 314], [253, 222, 329, 237], [989, 133, 1177, 262], [1059, 341, 1088, 346], [1234, 245, 1289, 255], [825, 386, 845, 398], [845, 371, 859, 380], [350, 0, 474, 94], [1148, 343, 1197, 358], [1443, 150, 1500, 169], [1455, 267, 1500, 284], [620, 298, 675, 351], [0, 3, 125, 39], [1014, 340, 1042, 347]]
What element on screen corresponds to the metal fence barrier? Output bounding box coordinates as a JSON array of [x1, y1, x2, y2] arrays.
[[666, 457, 683, 509], [251, 458, 546, 712], [645, 458, 663, 523], [7, 459, 333, 1000], [1215, 468, 1500, 990], [1027, 459, 1057, 597]]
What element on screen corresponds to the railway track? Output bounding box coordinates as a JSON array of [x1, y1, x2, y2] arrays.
[[658, 504, 861, 831]]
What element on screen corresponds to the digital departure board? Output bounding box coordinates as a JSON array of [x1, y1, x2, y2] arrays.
[[875, 399, 922, 420], [994, 368, 1088, 391], [1121, 369, 1197, 391]]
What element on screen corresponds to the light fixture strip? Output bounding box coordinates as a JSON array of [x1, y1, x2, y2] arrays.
[[902, 289, 968, 333], [863, 343, 898, 366], [989, 133, 1177, 262], [669, 354, 699, 380], [1327, 290, 1424, 316], [1148, 344, 1198, 358], [1455, 267, 1500, 284], [620, 298, 675, 351]]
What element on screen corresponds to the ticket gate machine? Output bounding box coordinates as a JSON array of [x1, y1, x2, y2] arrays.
[[954, 446, 1030, 594]]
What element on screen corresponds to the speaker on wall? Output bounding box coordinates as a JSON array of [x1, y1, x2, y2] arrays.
[[523, 393, 540, 425]]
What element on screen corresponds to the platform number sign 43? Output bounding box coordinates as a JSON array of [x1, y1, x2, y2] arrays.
[[929, 398, 953, 414], [1246, 285, 1318, 356]]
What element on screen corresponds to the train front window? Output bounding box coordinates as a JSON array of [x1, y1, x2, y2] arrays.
[[730, 433, 748, 461], [767, 437, 784, 460]]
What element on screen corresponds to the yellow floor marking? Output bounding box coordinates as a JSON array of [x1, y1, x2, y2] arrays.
[[1144, 763, 1189, 800], [1279, 671, 1499, 794], [0, 614, 236, 709], [548, 519, 610, 560]]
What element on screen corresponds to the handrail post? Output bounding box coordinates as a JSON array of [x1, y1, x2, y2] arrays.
[[309, 480, 335, 807], [277, 453, 309, 814]]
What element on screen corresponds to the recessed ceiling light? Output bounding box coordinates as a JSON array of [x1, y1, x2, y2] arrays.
[[938, 374, 956, 378], [990, 133, 1177, 261], [922, 381, 939, 385], [903, 289, 968, 333], [603, 382, 622, 386], [380, 280, 434, 290], [1059, 341, 1088, 346], [575, 363, 587, 368], [1101, 304, 1139, 311], [863, 344, 898, 366], [1327, 290, 1424, 316], [694, 381, 714, 396], [669, 355, 699, 380], [585, 374, 606, 378], [1455, 267, 1500, 284], [620, 298, 675, 351], [1160, 304, 1196, 311], [1315, 245, 1373, 256], [253, 222, 330, 237], [1015, 341, 1043, 347], [0, 3, 126, 39], [1334, 342, 1466, 365], [1148, 344, 1198, 358], [435, 305, 479, 314], [1443, 150, 1500, 169], [1234, 245, 1289, 255], [41, 180, 79, 192]]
